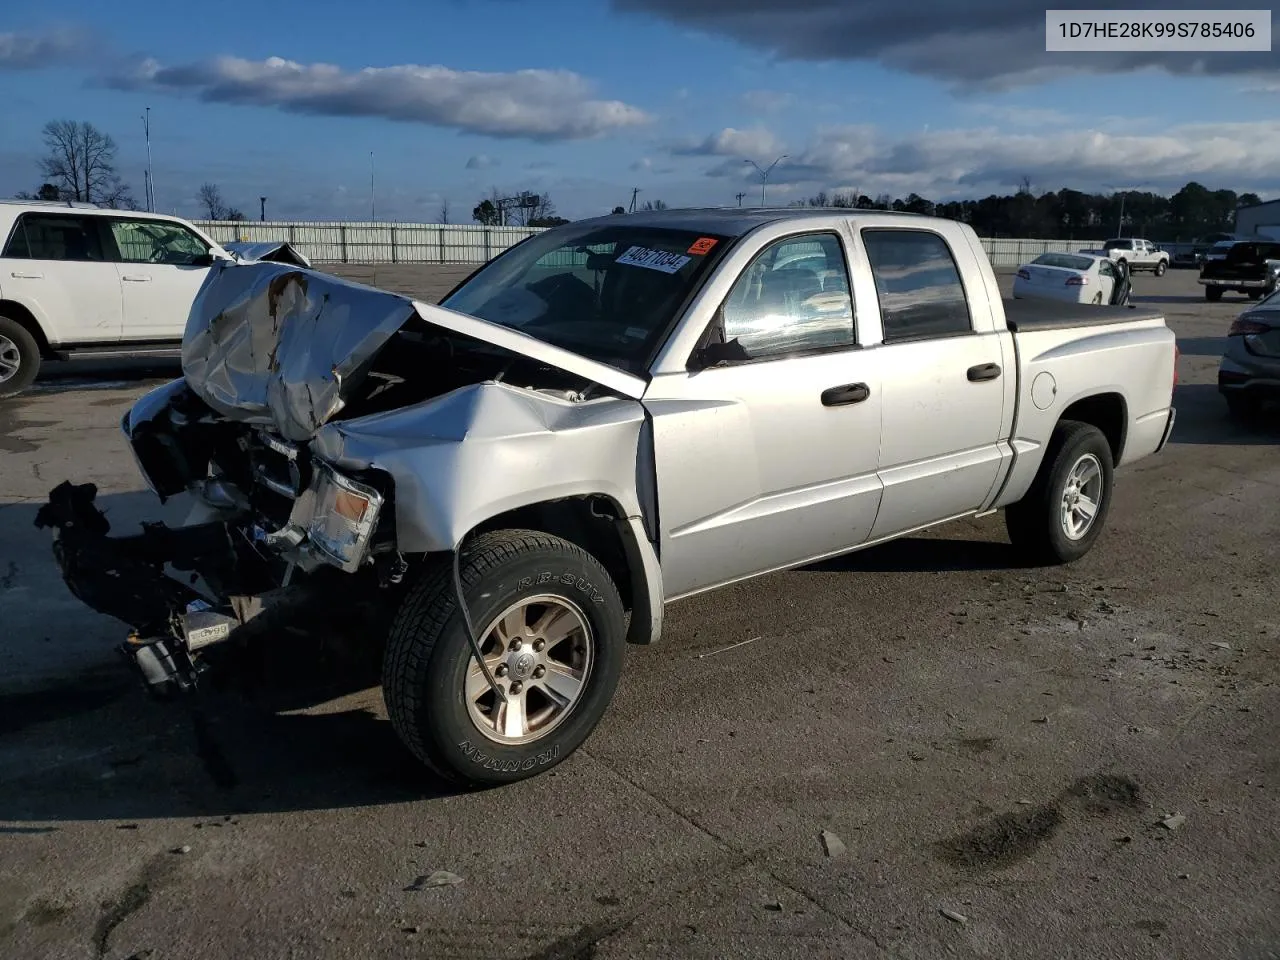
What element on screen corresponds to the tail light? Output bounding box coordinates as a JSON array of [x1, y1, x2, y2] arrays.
[[1016, 269, 1031, 280], [1228, 317, 1273, 337], [1065, 276, 1087, 286]]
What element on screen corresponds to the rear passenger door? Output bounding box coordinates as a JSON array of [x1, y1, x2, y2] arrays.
[[858, 227, 1008, 539], [1, 213, 123, 345]]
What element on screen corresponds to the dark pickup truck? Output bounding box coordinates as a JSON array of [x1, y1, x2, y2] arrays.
[[1199, 240, 1280, 301]]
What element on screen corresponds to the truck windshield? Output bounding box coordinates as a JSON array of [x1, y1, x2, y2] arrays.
[[441, 223, 731, 373]]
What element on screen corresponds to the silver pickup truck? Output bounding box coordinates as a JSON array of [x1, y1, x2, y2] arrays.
[[37, 209, 1178, 787]]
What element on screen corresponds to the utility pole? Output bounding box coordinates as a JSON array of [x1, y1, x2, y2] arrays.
[[1103, 181, 1148, 236], [735, 192, 746, 207], [260, 197, 267, 222], [743, 155, 788, 206], [629, 187, 640, 213], [370, 151, 376, 221], [141, 107, 154, 212]]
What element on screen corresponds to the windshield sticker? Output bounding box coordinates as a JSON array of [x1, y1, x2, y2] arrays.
[[687, 237, 718, 255], [616, 245, 691, 274]]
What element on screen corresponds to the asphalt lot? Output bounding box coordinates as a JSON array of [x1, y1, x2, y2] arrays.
[[2, 265, 1278, 960]]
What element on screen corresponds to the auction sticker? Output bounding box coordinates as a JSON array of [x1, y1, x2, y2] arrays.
[[616, 246, 691, 274], [688, 237, 719, 255]]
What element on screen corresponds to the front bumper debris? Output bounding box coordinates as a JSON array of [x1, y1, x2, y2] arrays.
[[34, 481, 318, 697]]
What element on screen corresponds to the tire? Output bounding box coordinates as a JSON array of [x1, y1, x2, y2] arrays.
[[1154, 260, 1167, 277], [1247, 290, 1263, 301], [382, 529, 627, 787], [1091, 292, 1103, 305], [1225, 392, 1260, 421], [1005, 420, 1115, 566], [0, 316, 41, 399], [1205, 285, 1223, 302]]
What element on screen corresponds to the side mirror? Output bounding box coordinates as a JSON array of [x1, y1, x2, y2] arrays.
[[189, 252, 216, 267], [689, 337, 749, 371]]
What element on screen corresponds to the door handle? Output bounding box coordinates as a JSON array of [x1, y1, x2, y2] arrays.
[[10, 271, 42, 279], [967, 362, 1001, 382], [121, 275, 153, 282], [821, 382, 870, 406]]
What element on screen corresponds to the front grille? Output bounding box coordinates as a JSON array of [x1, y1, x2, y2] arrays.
[[246, 430, 312, 527]]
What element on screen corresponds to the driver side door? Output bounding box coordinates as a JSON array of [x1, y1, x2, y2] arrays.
[[105, 218, 214, 341]]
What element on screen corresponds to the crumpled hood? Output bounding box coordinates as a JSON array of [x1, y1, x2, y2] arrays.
[[180, 259, 647, 443]]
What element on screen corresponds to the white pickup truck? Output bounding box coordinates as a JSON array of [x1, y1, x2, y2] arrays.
[[38, 209, 1179, 787], [1079, 237, 1170, 275]]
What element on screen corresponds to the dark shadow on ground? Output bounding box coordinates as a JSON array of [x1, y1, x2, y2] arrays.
[[0, 493, 460, 823], [1176, 336, 1228, 357], [32, 358, 180, 394], [1167, 383, 1280, 446], [803, 534, 1029, 574]]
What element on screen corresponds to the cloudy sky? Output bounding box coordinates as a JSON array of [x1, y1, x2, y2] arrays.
[[1, 0, 1278, 221]]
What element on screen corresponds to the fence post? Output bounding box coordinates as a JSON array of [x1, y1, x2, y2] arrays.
[[391, 224, 398, 264], [484, 228, 492, 262], [438, 227, 446, 264], [340, 225, 348, 263]]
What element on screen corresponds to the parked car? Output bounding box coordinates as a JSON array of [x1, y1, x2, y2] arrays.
[[1012, 252, 1128, 304], [1219, 289, 1280, 417], [1078, 238, 1170, 275], [36, 209, 1178, 787], [1198, 239, 1280, 302], [0, 200, 304, 398]]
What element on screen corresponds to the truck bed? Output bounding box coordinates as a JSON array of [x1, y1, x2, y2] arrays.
[[1003, 298, 1163, 333]]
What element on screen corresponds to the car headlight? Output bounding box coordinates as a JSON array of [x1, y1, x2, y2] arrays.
[[305, 463, 384, 572]]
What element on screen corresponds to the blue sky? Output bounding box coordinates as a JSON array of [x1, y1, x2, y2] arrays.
[[2, 0, 1278, 221]]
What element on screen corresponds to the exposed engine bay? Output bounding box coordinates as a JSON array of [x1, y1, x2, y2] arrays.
[[34, 259, 652, 696]]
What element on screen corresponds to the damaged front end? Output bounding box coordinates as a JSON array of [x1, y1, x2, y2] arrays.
[[36, 258, 651, 697]]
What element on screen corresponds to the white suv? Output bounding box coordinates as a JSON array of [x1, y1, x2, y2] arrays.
[[0, 200, 233, 397]]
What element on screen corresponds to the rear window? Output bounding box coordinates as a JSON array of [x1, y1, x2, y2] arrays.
[[1103, 239, 1132, 249], [1226, 242, 1280, 263], [1032, 253, 1094, 271]]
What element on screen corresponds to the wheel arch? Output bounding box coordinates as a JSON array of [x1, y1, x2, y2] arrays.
[[1059, 392, 1127, 464], [0, 300, 55, 357], [466, 494, 664, 646]]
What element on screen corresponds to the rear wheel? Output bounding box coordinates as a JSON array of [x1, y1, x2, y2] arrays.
[[1205, 285, 1223, 302], [0, 316, 41, 399], [1006, 421, 1115, 565], [1247, 290, 1263, 301], [382, 529, 627, 787], [1091, 292, 1103, 305]]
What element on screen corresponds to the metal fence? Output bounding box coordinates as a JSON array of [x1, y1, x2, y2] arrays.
[[193, 220, 543, 264], [195, 219, 1129, 267]]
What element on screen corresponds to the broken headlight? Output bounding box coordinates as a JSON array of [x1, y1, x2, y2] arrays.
[[305, 463, 384, 573]]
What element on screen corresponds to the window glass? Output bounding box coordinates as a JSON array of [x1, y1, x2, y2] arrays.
[[861, 229, 972, 341], [109, 220, 209, 264], [718, 233, 855, 360], [443, 224, 728, 372], [1099, 261, 1115, 278], [2, 214, 105, 261]]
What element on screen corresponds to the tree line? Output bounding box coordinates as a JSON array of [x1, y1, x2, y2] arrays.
[[794, 181, 1265, 241]]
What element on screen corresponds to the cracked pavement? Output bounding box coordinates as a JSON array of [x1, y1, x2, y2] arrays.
[[1, 268, 1277, 960]]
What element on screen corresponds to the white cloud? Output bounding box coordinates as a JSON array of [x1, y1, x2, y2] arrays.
[[669, 126, 784, 158], [696, 119, 1280, 198], [106, 55, 651, 141], [0, 27, 89, 69]]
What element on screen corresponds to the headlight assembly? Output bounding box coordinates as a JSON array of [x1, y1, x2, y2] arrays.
[[305, 462, 384, 572]]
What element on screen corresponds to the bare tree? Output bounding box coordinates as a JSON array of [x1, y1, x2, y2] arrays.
[[642, 199, 668, 211], [197, 182, 244, 221], [37, 120, 135, 208], [438, 199, 451, 224]]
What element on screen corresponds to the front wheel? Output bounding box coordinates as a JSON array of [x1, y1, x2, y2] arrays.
[[1005, 421, 1115, 565], [382, 529, 627, 787], [0, 316, 41, 399], [1154, 260, 1167, 277]]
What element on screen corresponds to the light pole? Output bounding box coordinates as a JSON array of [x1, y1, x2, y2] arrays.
[[370, 151, 376, 221], [141, 107, 154, 212], [744, 155, 788, 206], [1103, 182, 1148, 236]]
